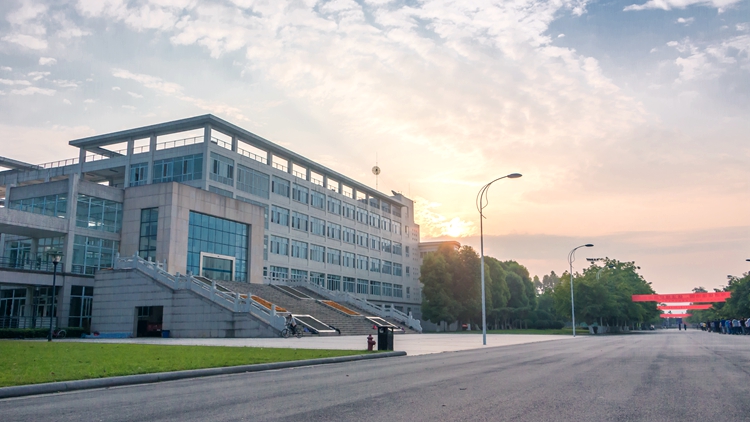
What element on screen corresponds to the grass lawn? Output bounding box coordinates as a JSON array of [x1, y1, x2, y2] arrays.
[[440, 328, 589, 335], [0, 341, 370, 388]]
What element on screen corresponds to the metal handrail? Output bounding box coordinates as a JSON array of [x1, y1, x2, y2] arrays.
[[0, 258, 64, 273]]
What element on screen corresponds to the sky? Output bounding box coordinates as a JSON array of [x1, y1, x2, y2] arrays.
[[0, 0, 748, 294]]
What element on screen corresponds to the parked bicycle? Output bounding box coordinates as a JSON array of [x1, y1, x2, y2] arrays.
[[52, 329, 66, 339]]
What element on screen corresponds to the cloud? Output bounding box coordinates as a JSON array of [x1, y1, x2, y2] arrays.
[[127, 91, 144, 98], [112, 86, 121, 91], [63, 98, 72, 105], [558, 34, 565, 38], [112, 68, 182, 94], [83, 99, 95, 103], [10, 86, 56, 96], [0, 66, 12, 72], [0, 79, 31, 86], [27, 71, 50, 81], [53, 80, 79, 88], [624, 0, 742, 11], [39, 57, 57, 66], [414, 196, 476, 238], [1, 33, 48, 50], [122, 105, 136, 110], [676, 17, 694, 25], [667, 35, 750, 82]]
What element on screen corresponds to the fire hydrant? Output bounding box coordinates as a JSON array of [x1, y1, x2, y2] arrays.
[[367, 334, 376, 351]]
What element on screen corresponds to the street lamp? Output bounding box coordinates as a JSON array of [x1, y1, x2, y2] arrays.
[[568, 244, 593, 337], [47, 254, 62, 342], [476, 172, 522, 346]]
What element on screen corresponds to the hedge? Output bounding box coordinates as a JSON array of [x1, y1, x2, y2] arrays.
[[0, 327, 90, 339]]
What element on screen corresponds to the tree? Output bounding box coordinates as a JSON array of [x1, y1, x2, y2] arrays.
[[542, 271, 561, 292]]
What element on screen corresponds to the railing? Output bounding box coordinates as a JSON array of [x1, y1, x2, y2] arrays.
[[272, 162, 288, 172], [238, 147, 267, 164], [38, 157, 79, 169], [0, 258, 64, 273], [292, 170, 306, 179], [0, 316, 58, 329], [265, 275, 422, 332], [114, 254, 286, 332], [311, 178, 323, 186], [156, 136, 203, 151], [211, 137, 232, 150]]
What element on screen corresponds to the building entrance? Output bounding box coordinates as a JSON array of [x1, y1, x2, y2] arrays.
[[135, 306, 163, 337]]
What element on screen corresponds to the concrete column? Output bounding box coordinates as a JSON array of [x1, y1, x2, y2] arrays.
[[338, 182, 343, 195], [305, 168, 311, 182], [203, 128, 212, 190], [266, 151, 273, 167], [322, 175, 328, 189], [147, 134, 157, 184], [77, 148, 86, 175], [61, 173, 80, 274], [30, 238, 38, 263], [287, 159, 293, 175], [231, 135, 238, 152], [124, 138, 134, 187]]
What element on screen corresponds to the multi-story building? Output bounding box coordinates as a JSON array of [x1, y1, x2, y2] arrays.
[[0, 114, 423, 336]]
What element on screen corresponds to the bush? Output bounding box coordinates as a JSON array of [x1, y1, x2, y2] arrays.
[[0, 327, 90, 339]]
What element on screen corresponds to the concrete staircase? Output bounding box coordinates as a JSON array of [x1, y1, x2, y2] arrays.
[[215, 282, 378, 336]]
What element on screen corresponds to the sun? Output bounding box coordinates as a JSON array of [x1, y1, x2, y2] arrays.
[[444, 217, 473, 238]]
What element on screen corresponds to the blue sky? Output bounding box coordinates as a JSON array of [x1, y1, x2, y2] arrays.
[[0, 0, 747, 293]]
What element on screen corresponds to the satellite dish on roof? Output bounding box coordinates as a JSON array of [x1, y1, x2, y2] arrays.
[[372, 166, 381, 175]]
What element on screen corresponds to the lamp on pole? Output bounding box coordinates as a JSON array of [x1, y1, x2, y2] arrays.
[[47, 254, 62, 342], [568, 244, 593, 337], [476, 172, 522, 346]]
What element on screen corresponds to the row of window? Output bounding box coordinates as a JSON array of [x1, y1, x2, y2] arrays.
[[8, 194, 68, 218], [265, 267, 405, 298], [75, 194, 123, 234]]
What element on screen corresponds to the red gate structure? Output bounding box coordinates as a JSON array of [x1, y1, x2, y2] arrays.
[[631, 292, 731, 303]]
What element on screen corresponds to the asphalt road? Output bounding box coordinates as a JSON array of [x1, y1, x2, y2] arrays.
[[3, 331, 749, 422]]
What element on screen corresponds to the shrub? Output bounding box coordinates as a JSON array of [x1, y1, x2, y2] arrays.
[[0, 327, 90, 339]]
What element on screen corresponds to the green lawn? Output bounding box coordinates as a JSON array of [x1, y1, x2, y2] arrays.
[[440, 328, 589, 335], [0, 341, 369, 387]]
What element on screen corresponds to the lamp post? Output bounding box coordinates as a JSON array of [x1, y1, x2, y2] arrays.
[[568, 244, 593, 337], [476, 173, 522, 346], [47, 254, 61, 342]]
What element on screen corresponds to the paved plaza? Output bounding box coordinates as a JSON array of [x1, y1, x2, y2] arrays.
[[75, 333, 573, 356]]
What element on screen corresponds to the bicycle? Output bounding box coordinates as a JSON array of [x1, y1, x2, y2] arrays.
[[52, 329, 66, 339], [281, 324, 303, 338]]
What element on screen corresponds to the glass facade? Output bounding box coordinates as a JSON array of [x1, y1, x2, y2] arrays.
[[153, 154, 203, 183], [138, 208, 158, 261], [68, 285, 93, 329], [209, 152, 234, 186], [237, 165, 270, 199], [270, 235, 289, 256], [75, 194, 123, 233], [271, 176, 290, 197], [72, 235, 120, 275], [271, 205, 290, 227], [9, 194, 67, 218], [187, 211, 249, 282], [129, 163, 148, 186], [310, 191, 325, 209], [292, 184, 308, 203], [209, 185, 234, 198]]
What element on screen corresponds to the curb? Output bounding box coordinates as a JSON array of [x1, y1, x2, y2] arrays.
[[0, 350, 406, 399]]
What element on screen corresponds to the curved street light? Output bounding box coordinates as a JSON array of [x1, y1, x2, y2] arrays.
[[568, 244, 593, 337], [476, 173, 522, 346]]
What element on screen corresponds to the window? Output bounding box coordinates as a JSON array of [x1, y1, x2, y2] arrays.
[[311, 191, 325, 209], [357, 279, 369, 294], [209, 185, 233, 198], [237, 165, 270, 199], [381, 239, 392, 253], [393, 263, 403, 276], [327, 197, 341, 215], [236, 196, 268, 229], [405, 246, 410, 257], [343, 203, 356, 219], [342, 251, 355, 268], [72, 235, 120, 275], [271, 176, 290, 197], [381, 202, 391, 214], [327, 274, 341, 291], [310, 272, 325, 286], [393, 223, 401, 235], [153, 154, 203, 183], [356, 207, 368, 224], [356, 231, 368, 248], [369, 197, 379, 209], [370, 258, 381, 273], [370, 235, 380, 251], [291, 269, 308, 282], [269, 266, 289, 280], [186, 212, 249, 282], [406, 286, 410, 299], [68, 285, 94, 329], [291, 211, 309, 231], [327, 222, 341, 240], [264, 235, 268, 260], [406, 266, 410, 276], [271, 205, 290, 226], [138, 208, 158, 261], [210, 152, 234, 186], [381, 217, 391, 232], [129, 163, 148, 186], [394, 284, 403, 298], [270, 235, 289, 256], [357, 255, 368, 270], [370, 280, 381, 295], [343, 276, 355, 293], [76, 195, 123, 233], [393, 242, 402, 256], [382, 260, 392, 275], [292, 184, 309, 203], [310, 244, 325, 262], [342, 226, 356, 244], [9, 194, 67, 218], [327, 248, 341, 265], [392, 205, 402, 218], [382, 282, 393, 297], [369, 213, 380, 229], [310, 217, 325, 236], [291, 240, 308, 259]]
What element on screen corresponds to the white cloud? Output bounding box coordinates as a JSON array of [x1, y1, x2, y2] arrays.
[[625, 0, 741, 11], [127, 91, 144, 98], [737, 23, 749, 32], [650, 47, 658, 53], [558, 34, 565, 38], [122, 105, 136, 110], [39, 57, 57, 66], [63, 98, 72, 105], [112, 68, 182, 94], [1, 33, 48, 50], [27, 71, 50, 81], [53, 80, 79, 88], [0, 79, 31, 86], [10, 86, 56, 96], [83, 99, 95, 103], [112, 86, 121, 91], [0, 66, 12, 72], [667, 35, 750, 82], [676, 17, 694, 25]]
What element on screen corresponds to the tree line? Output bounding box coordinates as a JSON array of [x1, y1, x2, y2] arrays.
[[685, 272, 750, 323], [420, 245, 660, 330]]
